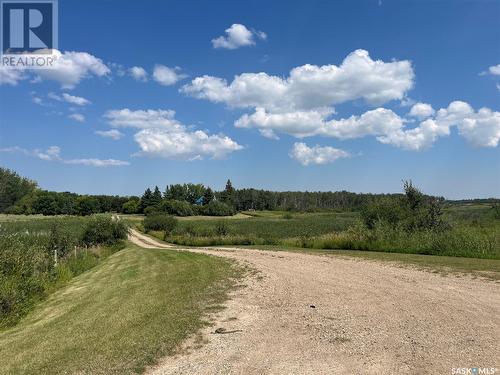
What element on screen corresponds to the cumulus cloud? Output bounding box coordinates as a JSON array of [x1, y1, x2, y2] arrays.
[[182, 50, 498, 151], [488, 64, 500, 75], [212, 24, 266, 49], [129, 66, 148, 82], [182, 49, 414, 110], [0, 67, 26, 85], [381, 101, 500, 150], [152, 65, 188, 86], [35, 50, 110, 89], [0, 145, 129, 166], [289, 142, 350, 166], [134, 128, 243, 160], [95, 129, 124, 140], [240, 102, 500, 151], [68, 113, 85, 122], [236, 107, 404, 140], [408, 103, 434, 119], [104, 109, 243, 160]]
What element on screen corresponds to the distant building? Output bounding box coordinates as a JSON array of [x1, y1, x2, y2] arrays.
[[194, 197, 204, 206]]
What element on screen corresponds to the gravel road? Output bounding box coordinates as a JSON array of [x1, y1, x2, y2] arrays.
[[129, 229, 500, 375]]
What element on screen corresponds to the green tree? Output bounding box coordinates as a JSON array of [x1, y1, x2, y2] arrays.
[[221, 179, 235, 207], [76, 196, 100, 216], [152, 186, 162, 204], [0, 168, 37, 212], [203, 187, 215, 205], [122, 199, 140, 214], [139, 188, 153, 213]]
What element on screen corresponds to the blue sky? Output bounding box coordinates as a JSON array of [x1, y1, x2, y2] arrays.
[[0, 0, 499, 199]]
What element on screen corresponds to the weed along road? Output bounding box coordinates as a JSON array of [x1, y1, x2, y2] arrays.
[[129, 229, 500, 375]]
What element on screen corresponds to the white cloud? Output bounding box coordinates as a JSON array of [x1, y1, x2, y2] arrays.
[[380, 101, 500, 150], [36, 50, 110, 89], [134, 128, 243, 160], [289, 142, 350, 166], [32, 96, 43, 105], [239, 102, 500, 151], [64, 158, 129, 167], [182, 50, 498, 151], [62, 93, 90, 106], [211, 24, 266, 49], [104, 108, 243, 160], [152, 65, 187, 86], [0, 145, 129, 166], [95, 129, 124, 140], [49, 92, 91, 106], [488, 64, 500, 75], [129, 66, 148, 82], [182, 49, 414, 110], [69, 113, 85, 122], [235, 107, 404, 140], [0, 68, 25, 85], [408, 102, 434, 119], [104, 109, 181, 129]]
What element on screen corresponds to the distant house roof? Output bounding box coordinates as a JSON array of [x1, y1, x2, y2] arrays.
[[194, 197, 204, 205]]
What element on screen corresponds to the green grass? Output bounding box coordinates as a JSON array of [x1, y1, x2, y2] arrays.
[[139, 206, 499, 260], [172, 211, 358, 238], [0, 243, 244, 374]]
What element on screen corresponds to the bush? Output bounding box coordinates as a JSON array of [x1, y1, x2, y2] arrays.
[[215, 221, 229, 236], [143, 214, 178, 237], [159, 200, 194, 216], [81, 216, 128, 246], [48, 222, 78, 259], [122, 199, 140, 214], [202, 201, 235, 216]]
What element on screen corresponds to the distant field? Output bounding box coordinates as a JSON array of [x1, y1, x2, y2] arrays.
[[140, 205, 500, 260], [172, 211, 358, 237], [0, 244, 244, 374]]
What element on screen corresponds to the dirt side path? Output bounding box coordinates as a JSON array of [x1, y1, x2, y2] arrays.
[[129, 230, 500, 375]]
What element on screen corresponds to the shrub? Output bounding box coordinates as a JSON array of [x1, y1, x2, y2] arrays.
[[122, 199, 140, 214], [202, 201, 234, 216], [159, 200, 194, 216], [48, 222, 78, 259], [143, 205, 161, 216], [81, 216, 128, 246], [282, 212, 293, 220], [143, 214, 178, 237], [215, 221, 229, 236]]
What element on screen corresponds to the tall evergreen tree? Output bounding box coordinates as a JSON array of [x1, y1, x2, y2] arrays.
[[203, 187, 215, 205], [151, 186, 162, 206], [221, 179, 235, 207], [139, 188, 153, 213]]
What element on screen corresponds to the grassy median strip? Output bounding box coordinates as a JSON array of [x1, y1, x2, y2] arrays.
[[0, 244, 244, 374]]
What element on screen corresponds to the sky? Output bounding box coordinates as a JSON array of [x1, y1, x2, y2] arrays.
[[0, 0, 499, 199]]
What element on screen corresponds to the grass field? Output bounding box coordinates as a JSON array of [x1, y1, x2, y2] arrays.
[[0, 244, 244, 374], [138, 205, 500, 259]]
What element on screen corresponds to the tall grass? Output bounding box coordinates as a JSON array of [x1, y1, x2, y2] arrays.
[[289, 222, 500, 259], [145, 207, 500, 260], [0, 216, 128, 328]]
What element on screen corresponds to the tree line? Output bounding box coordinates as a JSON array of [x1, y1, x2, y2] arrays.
[[2, 167, 496, 217]]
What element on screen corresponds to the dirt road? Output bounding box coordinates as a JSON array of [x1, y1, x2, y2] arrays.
[[129, 229, 500, 375]]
